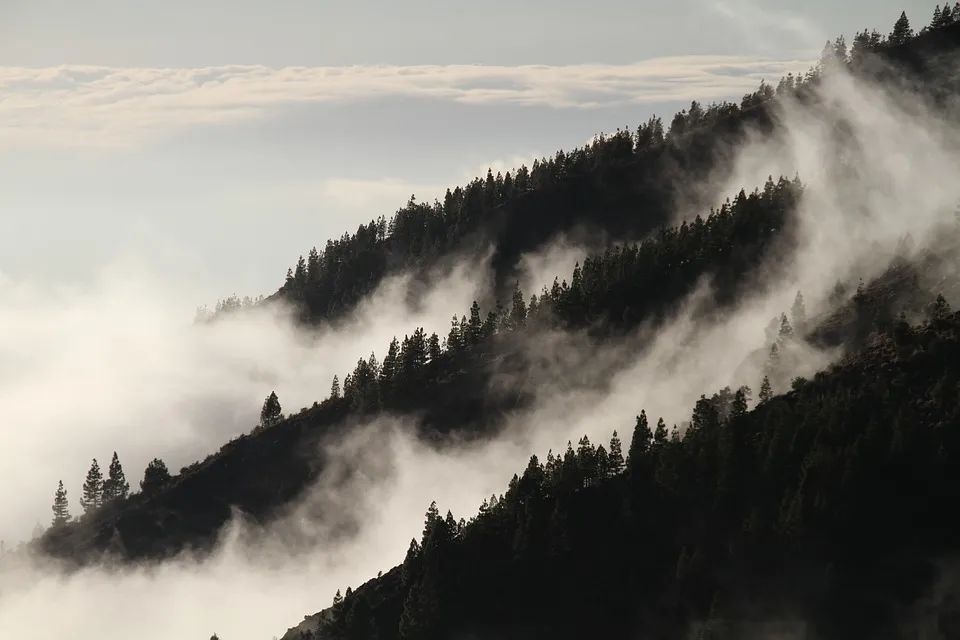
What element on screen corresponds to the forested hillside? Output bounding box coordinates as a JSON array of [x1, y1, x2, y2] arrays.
[[200, 13, 960, 330], [28, 8, 960, 640], [39, 176, 802, 561], [286, 304, 960, 640]]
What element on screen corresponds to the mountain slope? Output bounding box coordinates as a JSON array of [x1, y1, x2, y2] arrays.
[[39, 16, 960, 566], [39, 178, 801, 562], [284, 308, 960, 640]]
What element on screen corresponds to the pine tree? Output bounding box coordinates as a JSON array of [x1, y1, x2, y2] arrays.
[[51, 480, 70, 526], [294, 255, 307, 287], [732, 386, 750, 418], [259, 391, 282, 428], [890, 11, 914, 45], [791, 291, 806, 330], [508, 282, 527, 329], [778, 313, 793, 342], [608, 431, 625, 474], [402, 538, 421, 586], [467, 301, 483, 345], [759, 376, 773, 403], [380, 337, 400, 386], [929, 293, 952, 322], [140, 458, 171, 496], [653, 418, 669, 446], [102, 452, 129, 504], [333, 589, 343, 607], [595, 444, 610, 478], [446, 315, 463, 353], [932, 4, 943, 29], [330, 375, 341, 400], [577, 435, 597, 481], [422, 501, 440, 543], [80, 458, 103, 513], [833, 35, 848, 62], [427, 332, 442, 363], [628, 411, 653, 469]]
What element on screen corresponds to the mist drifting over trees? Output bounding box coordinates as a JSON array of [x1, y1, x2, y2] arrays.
[[3, 5, 960, 640]]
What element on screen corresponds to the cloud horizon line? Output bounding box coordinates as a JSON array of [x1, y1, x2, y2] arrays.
[[0, 55, 811, 150]]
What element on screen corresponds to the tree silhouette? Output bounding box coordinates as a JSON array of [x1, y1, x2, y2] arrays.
[[51, 480, 70, 527], [608, 431, 625, 474], [102, 452, 129, 504], [79, 459, 103, 514], [140, 458, 171, 496], [259, 391, 282, 428], [890, 11, 914, 45]]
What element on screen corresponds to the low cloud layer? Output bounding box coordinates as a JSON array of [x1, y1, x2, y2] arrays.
[[1, 59, 959, 640], [0, 57, 808, 149], [0, 255, 488, 545]]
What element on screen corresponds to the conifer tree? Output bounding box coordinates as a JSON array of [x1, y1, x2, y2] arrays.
[[259, 391, 282, 428], [467, 301, 483, 345], [427, 333, 442, 363], [80, 458, 103, 513], [508, 282, 527, 329], [628, 411, 653, 469], [446, 315, 463, 353], [608, 431, 625, 474], [141, 458, 171, 496], [759, 376, 773, 403], [401, 538, 421, 586], [51, 480, 70, 526], [890, 11, 914, 45], [595, 444, 610, 478], [102, 452, 129, 503], [791, 291, 806, 330], [732, 386, 750, 418], [577, 435, 597, 480], [929, 293, 952, 322], [381, 337, 400, 385], [422, 501, 440, 543], [330, 375, 341, 400], [778, 313, 793, 343], [481, 310, 498, 339], [653, 418, 669, 446]]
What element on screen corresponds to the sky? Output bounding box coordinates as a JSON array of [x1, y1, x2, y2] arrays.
[[0, 0, 938, 308]]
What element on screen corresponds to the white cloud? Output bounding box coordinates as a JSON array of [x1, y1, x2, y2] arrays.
[[0, 57, 810, 149]]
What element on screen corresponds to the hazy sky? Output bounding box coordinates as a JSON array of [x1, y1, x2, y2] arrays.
[[0, 0, 938, 307]]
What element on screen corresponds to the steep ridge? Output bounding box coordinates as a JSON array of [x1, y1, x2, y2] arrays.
[[39, 178, 801, 561], [247, 19, 960, 327], [283, 308, 960, 640]]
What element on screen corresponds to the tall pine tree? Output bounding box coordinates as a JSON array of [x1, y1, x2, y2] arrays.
[[890, 11, 914, 45], [79, 459, 104, 513], [627, 411, 653, 471], [259, 391, 282, 428], [102, 452, 129, 503], [608, 431, 625, 474], [51, 480, 70, 526]]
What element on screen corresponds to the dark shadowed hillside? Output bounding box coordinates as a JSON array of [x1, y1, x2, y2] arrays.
[[285, 307, 960, 640]]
